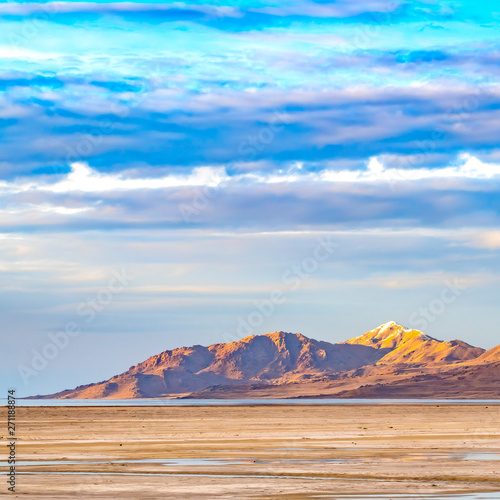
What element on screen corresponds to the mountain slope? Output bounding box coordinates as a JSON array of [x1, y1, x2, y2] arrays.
[[467, 344, 500, 364], [43, 331, 386, 399], [331, 361, 500, 399]]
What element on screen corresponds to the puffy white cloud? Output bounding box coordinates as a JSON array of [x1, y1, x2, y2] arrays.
[[1, 162, 228, 195], [237, 153, 500, 185], [2, 153, 500, 198]]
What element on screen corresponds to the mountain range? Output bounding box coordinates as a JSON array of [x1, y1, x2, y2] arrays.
[[34, 321, 500, 399]]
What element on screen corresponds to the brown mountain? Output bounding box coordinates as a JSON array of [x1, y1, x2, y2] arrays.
[[41, 331, 386, 399], [35, 322, 498, 400]]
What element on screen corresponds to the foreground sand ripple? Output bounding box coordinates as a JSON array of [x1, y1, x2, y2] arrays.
[[1, 404, 499, 498]]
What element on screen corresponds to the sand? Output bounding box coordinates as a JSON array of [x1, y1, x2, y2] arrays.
[[1, 404, 500, 498]]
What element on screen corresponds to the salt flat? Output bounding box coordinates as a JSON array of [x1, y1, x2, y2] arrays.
[[1, 405, 499, 499]]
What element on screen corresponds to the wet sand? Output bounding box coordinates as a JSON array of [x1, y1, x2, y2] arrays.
[[1, 404, 500, 498]]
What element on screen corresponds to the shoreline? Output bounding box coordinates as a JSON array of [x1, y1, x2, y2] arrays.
[[6, 397, 500, 407]]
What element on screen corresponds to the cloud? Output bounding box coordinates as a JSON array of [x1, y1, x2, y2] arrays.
[[1, 0, 499, 235], [2, 78, 500, 178], [338, 272, 494, 290], [249, 0, 403, 18], [0, 2, 240, 18], [3, 153, 500, 197], [0, 48, 61, 60], [0, 0, 401, 21], [0, 154, 499, 235], [36, 162, 227, 193], [467, 231, 500, 250], [246, 154, 500, 184], [1, 204, 91, 216]]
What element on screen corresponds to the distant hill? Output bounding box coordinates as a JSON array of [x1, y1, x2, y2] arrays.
[[33, 321, 500, 400], [470, 344, 500, 364]]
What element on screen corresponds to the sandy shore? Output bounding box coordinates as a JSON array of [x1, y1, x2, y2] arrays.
[[1, 404, 500, 498]]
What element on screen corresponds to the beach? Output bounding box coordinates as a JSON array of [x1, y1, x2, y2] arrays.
[[1, 404, 500, 499]]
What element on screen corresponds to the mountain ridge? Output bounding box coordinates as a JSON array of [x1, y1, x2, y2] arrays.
[[33, 322, 499, 400]]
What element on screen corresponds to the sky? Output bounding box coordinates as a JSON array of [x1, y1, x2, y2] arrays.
[[1, 0, 500, 396]]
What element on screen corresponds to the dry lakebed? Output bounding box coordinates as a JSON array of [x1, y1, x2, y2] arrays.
[[1, 403, 499, 499]]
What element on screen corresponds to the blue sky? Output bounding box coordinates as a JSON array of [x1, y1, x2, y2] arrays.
[[2, 0, 500, 396]]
